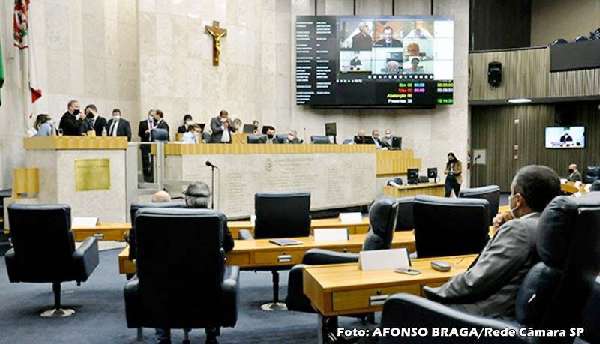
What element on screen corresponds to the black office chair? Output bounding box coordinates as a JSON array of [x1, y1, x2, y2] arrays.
[[413, 195, 489, 258], [576, 276, 600, 344], [389, 193, 600, 343], [5, 204, 99, 317], [310, 136, 331, 144], [395, 196, 414, 231], [124, 208, 239, 343], [273, 134, 289, 144], [380, 294, 527, 344], [247, 134, 267, 144], [584, 166, 600, 184], [239, 192, 311, 311], [459, 185, 500, 226], [591, 180, 600, 191], [286, 198, 398, 314], [127, 201, 186, 261]]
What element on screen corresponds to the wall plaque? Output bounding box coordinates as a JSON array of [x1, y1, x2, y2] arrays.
[[75, 159, 110, 191]]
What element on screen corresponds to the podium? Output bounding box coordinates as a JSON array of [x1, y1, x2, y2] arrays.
[[20, 136, 129, 222]]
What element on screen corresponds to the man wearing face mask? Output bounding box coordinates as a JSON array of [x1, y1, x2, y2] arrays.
[[210, 110, 233, 143], [59, 100, 83, 136], [139, 109, 156, 182], [81, 104, 107, 136], [106, 109, 132, 141], [424, 165, 561, 319], [381, 128, 393, 147], [567, 163, 582, 182]]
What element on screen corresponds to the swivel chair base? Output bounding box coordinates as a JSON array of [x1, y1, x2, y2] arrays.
[[261, 302, 287, 311], [40, 308, 75, 317]]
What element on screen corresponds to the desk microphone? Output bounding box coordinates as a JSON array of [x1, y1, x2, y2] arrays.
[[205, 161, 218, 209], [205, 160, 218, 168]]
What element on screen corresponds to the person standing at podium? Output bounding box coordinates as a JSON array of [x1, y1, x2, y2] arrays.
[[444, 152, 462, 197], [106, 109, 132, 141], [210, 110, 233, 143], [59, 100, 83, 136], [81, 104, 107, 136]]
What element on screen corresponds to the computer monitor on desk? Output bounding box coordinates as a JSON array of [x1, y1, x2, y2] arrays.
[[407, 168, 419, 184], [427, 168, 438, 183], [354, 136, 375, 145], [247, 135, 267, 144], [242, 124, 255, 134]]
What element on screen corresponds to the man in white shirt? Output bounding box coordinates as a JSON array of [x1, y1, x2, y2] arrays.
[[210, 110, 233, 143], [105, 109, 132, 141]]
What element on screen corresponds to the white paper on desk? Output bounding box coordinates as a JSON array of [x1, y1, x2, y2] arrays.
[[314, 228, 349, 243], [72, 217, 98, 228], [359, 248, 410, 271], [339, 212, 362, 224]]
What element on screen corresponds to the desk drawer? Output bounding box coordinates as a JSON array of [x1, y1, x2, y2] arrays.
[[332, 284, 420, 312], [73, 228, 128, 242], [227, 252, 250, 267], [254, 250, 304, 266]]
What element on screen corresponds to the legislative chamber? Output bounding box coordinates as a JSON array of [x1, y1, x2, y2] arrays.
[[0, 1, 598, 344]]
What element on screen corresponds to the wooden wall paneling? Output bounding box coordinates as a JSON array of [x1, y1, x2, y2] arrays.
[[549, 68, 600, 98], [470, 48, 550, 101]]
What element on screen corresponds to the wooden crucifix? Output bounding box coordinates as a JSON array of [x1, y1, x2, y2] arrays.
[[205, 21, 227, 66]]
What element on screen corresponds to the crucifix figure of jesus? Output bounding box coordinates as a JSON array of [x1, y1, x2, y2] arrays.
[[205, 21, 227, 66]]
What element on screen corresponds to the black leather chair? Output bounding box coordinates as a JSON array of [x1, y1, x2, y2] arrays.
[[124, 208, 239, 343], [584, 166, 600, 184], [127, 201, 186, 261], [247, 134, 267, 144], [591, 180, 600, 191], [575, 276, 600, 344], [151, 128, 169, 142], [385, 193, 600, 344], [5, 204, 99, 317], [395, 196, 414, 231], [459, 185, 500, 226], [240, 192, 311, 311], [286, 198, 398, 314], [413, 195, 489, 258], [379, 294, 527, 344]]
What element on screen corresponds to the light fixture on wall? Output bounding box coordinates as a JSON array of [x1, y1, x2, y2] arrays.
[[507, 98, 532, 104]]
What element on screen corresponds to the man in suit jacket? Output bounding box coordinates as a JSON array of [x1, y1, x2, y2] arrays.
[[424, 165, 561, 319], [152, 109, 170, 141], [352, 23, 373, 50], [59, 100, 83, 136], [210, 110, 233, 143], [374, 26, 402, 48], [138, 109, 156, 182], [106, 109, 132, 141], [81, 104, 107, 136]]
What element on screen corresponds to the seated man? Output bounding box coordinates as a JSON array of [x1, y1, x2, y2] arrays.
[[156, 182, 234, 344], [151, 190, 171, 203], [424, 165, 561, 319], [567, 163, 582, 182]]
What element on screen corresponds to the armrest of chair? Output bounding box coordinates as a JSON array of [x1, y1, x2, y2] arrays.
[[286, 264, 316, 313], [238, 229, 254, 240], [221, 265, 240, 327], [380, 293, 526, 344], [72, 236, 99, 282], [302, 248, 359, 265], [124, 277, 141, 328], [4, 248, 19, 283]]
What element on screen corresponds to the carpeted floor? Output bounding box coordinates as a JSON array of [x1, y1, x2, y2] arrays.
[[0, 248, 368, 344]]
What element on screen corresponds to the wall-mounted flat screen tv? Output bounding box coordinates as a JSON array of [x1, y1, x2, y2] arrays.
[[545, 126, 585, 149]]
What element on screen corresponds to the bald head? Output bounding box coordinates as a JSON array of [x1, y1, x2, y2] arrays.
[[151, 190, 171, 203]]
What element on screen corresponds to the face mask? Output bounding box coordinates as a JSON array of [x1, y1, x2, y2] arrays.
[[86, 113, 94, 119], [508, 195, 520, 218], [568, 169, 574, 174], [113, 115, 121, 120], [148, 116, 153, 121], [186, 120, 193, 125], [73, 109, 80, 116], [267, 134, 274, 139]]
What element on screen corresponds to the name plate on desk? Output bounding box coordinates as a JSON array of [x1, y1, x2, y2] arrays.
[[75, 159, 110, 191], [314, 228, 349, 242], [72, 217, 99, 228], [359, 248, 410, 271], [339, 212, 362, 224]]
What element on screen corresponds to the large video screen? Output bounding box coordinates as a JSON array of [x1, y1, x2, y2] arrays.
[[296, 16, 454, 107], [545, 127, 585, 149]]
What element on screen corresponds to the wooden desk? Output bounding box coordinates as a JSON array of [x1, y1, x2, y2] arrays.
[[72, 223, 131, 242], [118, 231, 416, 275], [227, 217, 370, 238], [4, 223, 131, 242], [303, 254, 476, 317], [383, 183, 445, 197]]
